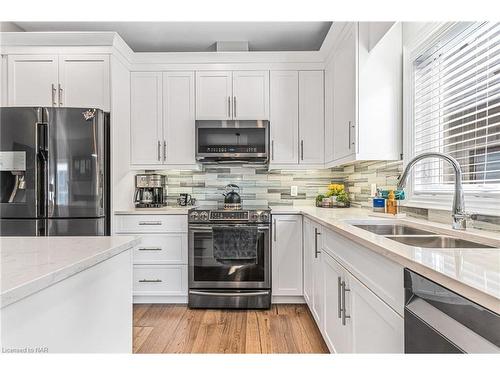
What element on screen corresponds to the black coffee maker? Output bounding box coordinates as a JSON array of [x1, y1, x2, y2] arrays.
[[134, 174, 167, 208]]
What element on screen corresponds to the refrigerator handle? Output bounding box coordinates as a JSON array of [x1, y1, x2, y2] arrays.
[[36, 122, 49, 218]]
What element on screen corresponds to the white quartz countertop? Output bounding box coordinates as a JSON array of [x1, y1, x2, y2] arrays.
[[272, 206, 500, 314], [114, 207, 191, 215], [0, 236, 139, 308]]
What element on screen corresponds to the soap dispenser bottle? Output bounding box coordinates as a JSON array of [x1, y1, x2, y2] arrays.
[[386, 190, 398, 215]]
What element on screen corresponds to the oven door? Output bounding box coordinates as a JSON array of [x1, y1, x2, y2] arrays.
[[189, 224, 270, 289]]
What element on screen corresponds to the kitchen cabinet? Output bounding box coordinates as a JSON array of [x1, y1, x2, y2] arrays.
[[130, 72, 163, 166], [7, 54, 110, 110], [115, 214, 189, 303], [130, 71, 196, 167], [269, 70, 299, 165], [271, 214, 303, 297], [299, 71, 325, 165], [58, 55, 110, 110], [7, 55, 59, 107], [269, 70, 324, 169], [302, 217, 324, 326], [195, 70, 269, 120], [325, 22, 402, 167], [162, 71, 196, 165]]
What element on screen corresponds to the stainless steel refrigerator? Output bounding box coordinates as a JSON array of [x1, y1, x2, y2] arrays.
[[0, 107, 110, 236]]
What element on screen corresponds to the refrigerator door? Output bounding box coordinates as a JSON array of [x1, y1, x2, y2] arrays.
[[45, 108, 105, 218], [0, 219, 46, 236], [46, 217, 105, 236], [0, 107, 43, 219]]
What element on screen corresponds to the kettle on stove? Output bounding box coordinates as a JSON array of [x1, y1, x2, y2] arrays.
[[223, 184, 241, 210]]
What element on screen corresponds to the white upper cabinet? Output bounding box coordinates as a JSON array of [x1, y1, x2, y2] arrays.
[[269, 71, 299, 165], [326, 22, 402, 167], [163, 72, 196, 165], [272, 215, 303, 297], [195, 70, 269, 120], [130, 72, 163, 166], [299, 71, 325, 165], [195, 71, 232, 120], [58, 55, 110, 111], [7, 55, 59, 107], [232, 71, 269, 120], [7, 54, 110, 110], [332, 24, 357, 163]]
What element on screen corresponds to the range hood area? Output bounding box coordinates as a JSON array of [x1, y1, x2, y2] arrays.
[[195, 120, 269, 164]]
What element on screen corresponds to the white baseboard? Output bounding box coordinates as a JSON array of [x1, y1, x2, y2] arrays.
[[272, 295, 305, 304], [133, 295, 188, 304]]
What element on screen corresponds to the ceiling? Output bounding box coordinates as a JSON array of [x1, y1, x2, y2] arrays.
[[13, 22, 332, 52]]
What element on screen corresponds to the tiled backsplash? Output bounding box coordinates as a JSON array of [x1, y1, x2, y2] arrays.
[[154, 159, 499, 231]]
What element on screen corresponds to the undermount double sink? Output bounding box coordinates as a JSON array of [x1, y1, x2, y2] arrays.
[[351, 223, 494, 249]]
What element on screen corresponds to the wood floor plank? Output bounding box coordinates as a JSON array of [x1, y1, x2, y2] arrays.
[[133, 304, 329, 354]]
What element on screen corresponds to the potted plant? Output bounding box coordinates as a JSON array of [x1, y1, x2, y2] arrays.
[[335, 190, 351, 208]]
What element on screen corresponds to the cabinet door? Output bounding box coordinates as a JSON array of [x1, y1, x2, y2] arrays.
[[58, 55, 110, 111], [269, 71, 299, 165], [163, 72, 195, 165], [302, 218, 313, 305], [232, 71, 269, 120], [195, 71, 232, 120], [130, 72, 163, 165], [347, 273, 404, 353], [311, 223, 324, 326], [323, 252, 351, 353], [324, 58, 335, 164], [272, 215, 303, 296], [299, 71, 325, 165], [7, 55, 58, 107], [333, 24, 357, 162]]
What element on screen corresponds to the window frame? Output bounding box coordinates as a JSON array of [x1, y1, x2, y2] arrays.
[[403, 22, 500, 216]]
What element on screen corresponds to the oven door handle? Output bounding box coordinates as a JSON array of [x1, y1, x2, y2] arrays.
[[189, 290, 270, 297], [189, 225, 270, 231]]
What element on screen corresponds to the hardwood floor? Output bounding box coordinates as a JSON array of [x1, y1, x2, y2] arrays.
[[133, 304, 330, 354]]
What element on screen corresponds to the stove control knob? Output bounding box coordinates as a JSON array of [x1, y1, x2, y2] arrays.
[[190, 211, 199, 221], [260, 212, 270, 222], [199, 211, 209, 221], [250, 212, 259, 221]]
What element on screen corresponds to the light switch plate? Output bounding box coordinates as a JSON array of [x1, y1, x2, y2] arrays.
[[291, 186, 298, 197], [370, 183, 377, 197]]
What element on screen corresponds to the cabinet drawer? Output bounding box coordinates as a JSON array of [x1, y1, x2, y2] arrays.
[[133, 265, 187, 296], [115, 214, 187, 233], [321, 226, 404, 316], [134, 234, 187, 264]]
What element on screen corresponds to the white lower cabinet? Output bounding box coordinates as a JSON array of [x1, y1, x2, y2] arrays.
[[115, 214, 188, 303], [304, 218, 404, 353], [271, 214, 303, 297]]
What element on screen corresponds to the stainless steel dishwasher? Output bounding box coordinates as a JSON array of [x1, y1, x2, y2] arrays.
[[404, 269, 500, 353]]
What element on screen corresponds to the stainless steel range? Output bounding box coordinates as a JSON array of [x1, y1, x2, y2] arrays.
[[188, 205, 271, 309]]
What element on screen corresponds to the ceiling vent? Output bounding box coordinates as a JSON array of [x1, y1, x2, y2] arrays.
[[215, 41, 249, 52]]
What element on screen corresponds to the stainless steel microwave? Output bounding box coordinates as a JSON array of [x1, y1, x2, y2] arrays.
[[195, 120, 269, 164]]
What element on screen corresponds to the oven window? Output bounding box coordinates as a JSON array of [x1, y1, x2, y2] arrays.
[[192, 230, 266, 282]]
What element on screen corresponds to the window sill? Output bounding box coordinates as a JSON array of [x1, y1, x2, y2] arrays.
[[401, 197, 500, 217]]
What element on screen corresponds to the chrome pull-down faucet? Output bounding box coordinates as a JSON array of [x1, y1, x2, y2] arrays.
[[397, 152, 469, 230]]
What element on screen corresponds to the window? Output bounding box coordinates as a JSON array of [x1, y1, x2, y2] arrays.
[[410, 22, 500, 199]]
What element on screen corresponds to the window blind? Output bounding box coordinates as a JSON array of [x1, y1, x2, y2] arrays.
[[413, 22, 500, 194]]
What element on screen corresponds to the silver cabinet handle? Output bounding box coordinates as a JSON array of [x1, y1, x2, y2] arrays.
[[51, 84, 57, 106], [138, 279, 162, 283], [271, 140, 274, 160], [233, 96, 237, 118], [314, 227, 321, 258], [157, 140, 161, 161], [338, 277, 342, 319], [58, 84, 63, 106], [273, 218, 277, 241], [163, 140, 167, 162], [138, 247, 162, 251], [138, 221, 162, 226], [351, 121, 356, 148], [341, 280, 351, 326], [348, 121, 351, 149], [301, 140, 304, 160], [228, 96, 231, 118]]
